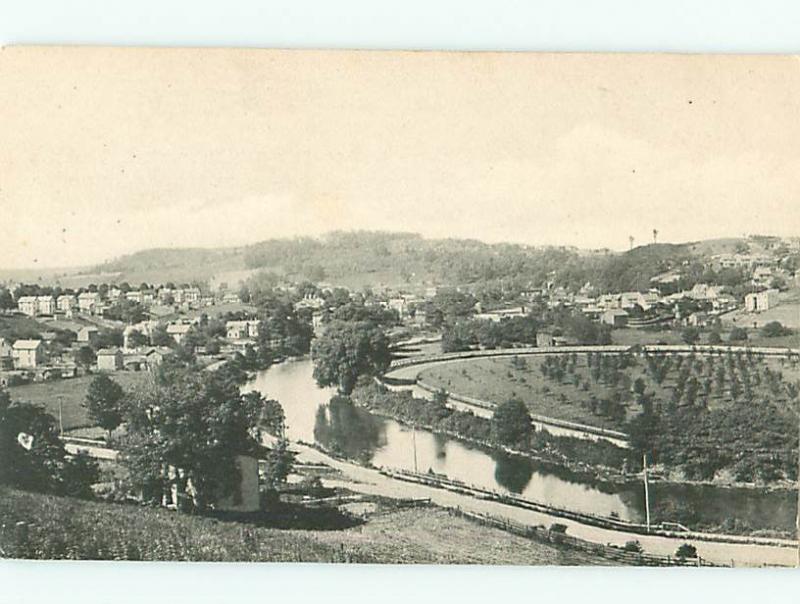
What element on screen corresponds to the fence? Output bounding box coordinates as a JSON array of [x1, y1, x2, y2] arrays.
[[379, 468, 798, 550], [448, 507, 719, 567]]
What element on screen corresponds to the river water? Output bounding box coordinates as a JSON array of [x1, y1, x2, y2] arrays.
[[244, 358, 797, 532]]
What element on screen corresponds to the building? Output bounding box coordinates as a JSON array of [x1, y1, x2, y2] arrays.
[[601, 308, 629, 328], [166, 323, 192, 344], [17, 296, 38, 317], [96, 348, 123, 371], [12, 339, 44, 368], [77, 326, 100, 344], [78, 292, 102, 313], [474, 306, 527, 323], [226, 320, 260, 340], [536, 332, 556, 347], [144, 347, 172, 369], [36, 295, 55, 315], [57, 294, 76, 312], [745, 289, 780, 313], [0, 338, 13, 361]]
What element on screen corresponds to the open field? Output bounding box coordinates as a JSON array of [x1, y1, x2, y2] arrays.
[[0, 314, 46, 340], [0, 487, 611, 564], [8, 372, 153, 431], [418, 352, 800, 432]]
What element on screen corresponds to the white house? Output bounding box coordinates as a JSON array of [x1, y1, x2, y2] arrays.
[[226, 320, 260, 340], [166, 323, 192, 344], [36, 295, 55, 315], [17, 296, 38, 317], [12, 339, 44, 368], [78, 292, 102, 313], [57, 294, 76, 312], [745, 289, 780, 313]]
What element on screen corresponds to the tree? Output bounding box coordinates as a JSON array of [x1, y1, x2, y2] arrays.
[[84, 375, 125, 438], [74, 346, 96, 372], [150, 324, 173, 347], [311, 320, 391, 394], [262, 437, 295, 492], [491, 398, 533, 447], [707, 330, 722, 345], [681, 326, 700, 345], [728, 327, 748, 342], [127, 329, 150, 348], [120, 368, 269, 512], [0, 287, 15, 310], [0, 389, 99, 497], [761, 321, 791, 338]]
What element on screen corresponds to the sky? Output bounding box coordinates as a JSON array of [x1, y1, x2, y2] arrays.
[[1, 47, 799, 269]]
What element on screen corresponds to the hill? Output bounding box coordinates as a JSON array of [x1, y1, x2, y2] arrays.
[[0, 487, 610, 564], [2, 231, 777, 293]]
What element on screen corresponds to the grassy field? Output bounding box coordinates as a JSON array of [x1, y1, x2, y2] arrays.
[[0, 314, 46, 341], [0, 487, 611, 564], [418, 353, 800, 431], [8, 372, 153, 431]]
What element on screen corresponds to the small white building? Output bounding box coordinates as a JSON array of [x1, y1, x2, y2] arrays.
[[745, 289, 780, 313]]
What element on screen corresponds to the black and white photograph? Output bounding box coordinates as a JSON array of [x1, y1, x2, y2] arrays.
[[1, 45, 799, 572]]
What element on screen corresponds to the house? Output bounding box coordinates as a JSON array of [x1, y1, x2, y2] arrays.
[[96, 348, 123, 371], [745, 289, 780, 313], [752, 266, 774, 286], [77, 292, 102, 313], [166, 323, 192, 344], [294, 293, 325, 311], [35, 295, 55, 315], [536, 332, 556, 347], [601, 308, 629, 328], [57, 294, 76, 312], [12, 339, 44, 368], [226, 320, 260, 340], [474, 306, 527, 323], [221, 291, 241, 305], [17, 296, 38, 317], [687, 311, 709, 327], [144, 347, 172, 368], [125, 290, 144, 304], [77, 326, 100, 344]]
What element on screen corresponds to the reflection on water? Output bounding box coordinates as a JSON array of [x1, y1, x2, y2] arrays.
[[314, 396, 386, 464], [244, 359, 796, 531]]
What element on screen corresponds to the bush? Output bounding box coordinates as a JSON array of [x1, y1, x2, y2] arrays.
[[728, 327, 748, 342], [623, 540, 643, 553], [675, 543, 698, 559], [761, 321, 792, 338]]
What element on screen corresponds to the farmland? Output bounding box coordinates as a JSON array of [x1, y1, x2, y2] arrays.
[[7, 372, 153, 431], [418, 351, 800, 433]]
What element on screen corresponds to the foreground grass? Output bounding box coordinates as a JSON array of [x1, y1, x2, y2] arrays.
[[8, 372, 153, 431], [0, 487, 612, 565]]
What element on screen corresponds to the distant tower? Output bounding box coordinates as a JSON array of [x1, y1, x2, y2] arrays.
[[652, 229, 659, 245], [629, 236, 635, 251]]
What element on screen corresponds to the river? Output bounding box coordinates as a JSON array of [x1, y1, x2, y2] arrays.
[[244, 358, 797, 533]]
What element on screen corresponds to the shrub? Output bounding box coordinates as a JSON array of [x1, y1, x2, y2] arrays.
[[675, 543, 698, 559], [623, 540, 643, 553]]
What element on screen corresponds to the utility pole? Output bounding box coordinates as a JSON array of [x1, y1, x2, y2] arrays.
[[58, 396, 64, 436], [643, 453, 651, 533], [629, 235, 635, 251], [412, 425, 419, 474]]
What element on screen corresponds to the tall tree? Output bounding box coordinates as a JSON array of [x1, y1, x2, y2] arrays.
[[120, 368, 270, 511], [491, 398, 533, 447], [311, 320, 391, 394], [84, 374, 125, 438]]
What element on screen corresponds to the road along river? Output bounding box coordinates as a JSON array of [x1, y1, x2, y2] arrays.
[[243, 357, 798, 566]]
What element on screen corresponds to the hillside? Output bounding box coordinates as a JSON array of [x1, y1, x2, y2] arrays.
[[3, 231, 772, 293], [0, 487, 610, 564]]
